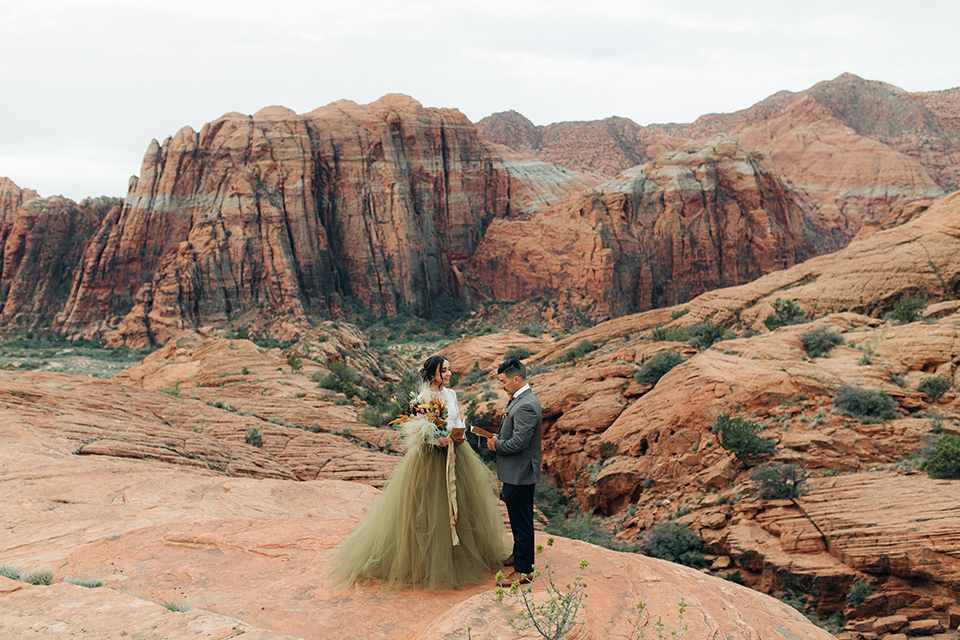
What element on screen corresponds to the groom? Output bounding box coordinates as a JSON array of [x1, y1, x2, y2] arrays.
[[487, 358, 542, 587]]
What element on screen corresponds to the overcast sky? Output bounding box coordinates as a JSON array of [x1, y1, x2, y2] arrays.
[[1, 0, 957, 202]]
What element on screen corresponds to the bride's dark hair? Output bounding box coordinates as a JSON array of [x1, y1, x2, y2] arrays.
[[420, 355, 447, 384]]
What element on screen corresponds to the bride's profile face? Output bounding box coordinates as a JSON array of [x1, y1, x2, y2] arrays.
[[435, 359, 452, 387]]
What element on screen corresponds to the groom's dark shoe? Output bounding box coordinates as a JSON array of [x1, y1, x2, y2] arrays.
[[502, 554, 514, 567], [497, 570, 533, 587]]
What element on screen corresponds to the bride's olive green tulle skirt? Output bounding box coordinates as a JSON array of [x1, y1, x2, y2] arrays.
[[327, 442, 509, 590]]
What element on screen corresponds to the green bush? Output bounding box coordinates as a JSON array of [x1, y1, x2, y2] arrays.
[[519, 324, 543, 337], [160, 380, 183, 399], [504, 346, 532, 361], [748, 462, 810, 499], [800, 326, 843, 358], [670, 307, 690, 320], [847, 580, 871, 605], [763, 298, 808, 330], [833, 384, 898, 422], [561, 339, 597, 363], [462, 362, 487, 386], [634, 351, 684, 386], [889, 291, 928, 324], [320, 361, 359, 398], [0, 565, 20, 580], [687, 321, 730, 350], [922, 434, 960, 479], [918, 375, 951, 401], [640, 522, 705, 568], [286, 353, 303, 372], [714, 413, 775, 461], [245, 427, 263, 447]]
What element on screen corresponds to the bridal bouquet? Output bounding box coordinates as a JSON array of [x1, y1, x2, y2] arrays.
[[389, 382, 449, 449]]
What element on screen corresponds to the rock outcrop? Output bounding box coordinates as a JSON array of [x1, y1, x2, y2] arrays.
[[461, 135, 809, 316], [0, 401, 836, 640], [480, 74, 960, 252], [0, 195, 117, 329], [0, 176, 39, 225]]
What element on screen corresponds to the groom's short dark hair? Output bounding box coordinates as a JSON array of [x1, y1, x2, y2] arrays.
[[498, 358, 526, 380]]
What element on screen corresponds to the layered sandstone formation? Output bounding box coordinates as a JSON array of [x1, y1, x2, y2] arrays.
[[0, 176, 38, 224], [39, 95, 602, 348], [461, 135, 809, 315], [0, 195, 117, 329], [480, 74, 959, 251]]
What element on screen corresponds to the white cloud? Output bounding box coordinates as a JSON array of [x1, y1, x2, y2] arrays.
[[0, 0, 958, 200]]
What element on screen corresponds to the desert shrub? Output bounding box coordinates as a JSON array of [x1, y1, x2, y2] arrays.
[[163, 600, 190, 612], [763, 298, 808, 330], [519, 324, 543, 337], [640, 522, 705, 568], [800, 326, 843, 358], [160, 380, 182, 398], [634, 351, 684, 386], [320, 361, 359, 398], [561, 339, 597, 363], [68, 578, 104, 588], [24, 569, 54, 585], [847, 580, 871, 605], [714, 413, 775, 461], [889, 291, 928, 324], [724, 570, 744, 584], [687, 320, 730, 350], [0, 565, 20, 580], [462, 362, 487, 386], [921, 434, 960, 479], [918, 375, 951, 401], [504, 346, 532, 361], [748, 462, 810, 499], [286, 353, 303, 372], [245, 427, 263, 447], [234, 326, 250, 340], [833, 384, 898, 422], [670, 307, 690, 320]]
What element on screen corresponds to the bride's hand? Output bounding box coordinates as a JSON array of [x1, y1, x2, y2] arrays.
[[435, 437, 449, 448]]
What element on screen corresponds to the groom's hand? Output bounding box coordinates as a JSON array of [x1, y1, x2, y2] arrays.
[[486, 435, 497, 451]]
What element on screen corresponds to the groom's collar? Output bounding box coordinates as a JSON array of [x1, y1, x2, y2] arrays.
[[511, 383, 531, 400]]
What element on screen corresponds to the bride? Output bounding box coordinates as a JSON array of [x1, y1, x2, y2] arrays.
[[327, 355, 509, 590]]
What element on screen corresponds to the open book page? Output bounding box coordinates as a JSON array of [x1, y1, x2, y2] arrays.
[[469, 424, 497, 439]]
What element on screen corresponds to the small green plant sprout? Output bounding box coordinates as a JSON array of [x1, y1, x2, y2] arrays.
[[799, 326, 843, 358], [917, 374, 951, 401], [628, 597, 689, 640], [763, 298, 808, 330], [494, 537, 588, 640], [161, 379, 183, 398], [245, 426, 263, 447], [162, 600, 190, 612]]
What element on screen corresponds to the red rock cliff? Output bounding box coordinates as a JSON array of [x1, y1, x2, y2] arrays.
[[0, 195, 116, 329], [52, 96, 527, 346], [461, 135, 808, 316]]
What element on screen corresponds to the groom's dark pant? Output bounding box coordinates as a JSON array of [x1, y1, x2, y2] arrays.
[[502, 482, 536, 574]]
